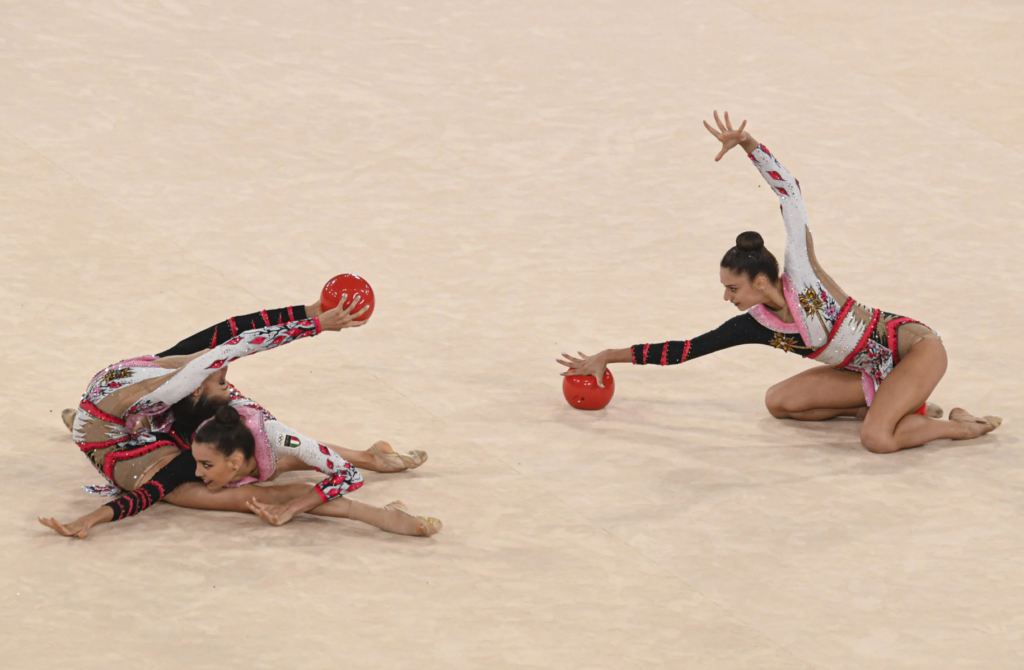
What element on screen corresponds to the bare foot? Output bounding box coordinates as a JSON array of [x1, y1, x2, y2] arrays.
[[926, 402, 944, 419], [61, 408, 76, 432], [949, 408, 1001, 439], [368, 440, 428, 473], [384, 500, 442, 537]]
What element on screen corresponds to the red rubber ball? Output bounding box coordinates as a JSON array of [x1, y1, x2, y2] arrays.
[[562, 369, 615, 410], [320, 274, 375, 322]]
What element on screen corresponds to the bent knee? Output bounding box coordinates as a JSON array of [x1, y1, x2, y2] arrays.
[[764, 385, 790, 419], [859, 430, 899, 454]]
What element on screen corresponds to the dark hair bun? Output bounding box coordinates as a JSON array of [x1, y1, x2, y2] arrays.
[[214, 405, 241, 425], [735, 231, 765, 252]]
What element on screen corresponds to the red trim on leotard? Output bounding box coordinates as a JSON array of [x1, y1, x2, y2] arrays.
[[659, 345, 668, 366], [837, 309, 881, 370], [101, 440, 178, 482], [77, 436, 130, 452], [885, 317, 922, 366], [631, 347, 637, 365], [680, 341, 692, 364], [287, 306, 295, 322], [78, 400, 127, 426], [229, 318, 239, 336], [808, 298, 855, 360], [642, 343, 651, 365], [260, 310, 270, 326]]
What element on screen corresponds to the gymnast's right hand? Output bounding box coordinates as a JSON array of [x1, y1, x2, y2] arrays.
[[318, 294, 370, 332], [557, 351, 609, 387]]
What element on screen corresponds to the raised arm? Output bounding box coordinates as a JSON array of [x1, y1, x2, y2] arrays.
[[704, 110, 814, 281]]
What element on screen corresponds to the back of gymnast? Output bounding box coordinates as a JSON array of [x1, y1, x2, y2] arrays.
[[40, 289, 438, 538], [558, 111, 1000, 454]]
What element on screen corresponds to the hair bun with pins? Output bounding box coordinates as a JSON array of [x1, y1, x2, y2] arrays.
[[214, 405, 241, 426], [735, 231, 765, 252]]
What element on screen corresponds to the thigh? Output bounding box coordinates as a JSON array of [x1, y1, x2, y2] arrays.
[[165, 481, 315, 511], [767, 365, 865, 411], [864, 338, 948, 432]]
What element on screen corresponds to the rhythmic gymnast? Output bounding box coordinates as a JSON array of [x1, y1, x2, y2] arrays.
[[40, 296, 440, 538], [558, 111, 1001, 454]]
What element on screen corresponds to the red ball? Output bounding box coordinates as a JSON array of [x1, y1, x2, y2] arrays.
[[320, 274, 375, 322], [562, 369, 615, 410]]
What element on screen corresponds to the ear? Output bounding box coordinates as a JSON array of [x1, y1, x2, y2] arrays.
[[190, 386, 203, 398], [754, 274, 767, 290], [229, 452, 244, 471]]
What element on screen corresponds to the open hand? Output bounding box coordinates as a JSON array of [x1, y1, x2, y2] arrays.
[[38, 516, 91, 539], [318, 294, 371, 332], [703, 110, 750, 161], [246, 498, 297, 526], [556, 351, 609, 388]]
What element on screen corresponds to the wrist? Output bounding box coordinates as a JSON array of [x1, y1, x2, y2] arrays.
[[88, 506, 114, 527], [305, 301, 323, 319]]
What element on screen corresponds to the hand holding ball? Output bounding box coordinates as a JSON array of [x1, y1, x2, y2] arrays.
[[320, 274, 375, 322], [563, 369, 615, 410]]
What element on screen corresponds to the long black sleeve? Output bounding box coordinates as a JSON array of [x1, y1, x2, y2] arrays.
[[103, 451, 201, 521], [156, 305, 308, 357], [632, 313, 813, 365]]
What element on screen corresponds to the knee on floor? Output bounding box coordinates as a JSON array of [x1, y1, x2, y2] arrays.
[[764, 385, 790, 419], [859, 430, 900, 455]]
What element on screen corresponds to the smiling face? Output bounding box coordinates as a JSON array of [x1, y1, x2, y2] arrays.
[[720, 266, 769, 311], [191, 440, 245, 489]]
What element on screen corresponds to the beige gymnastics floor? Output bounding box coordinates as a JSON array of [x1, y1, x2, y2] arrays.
[[1, 2, 1022, 668]]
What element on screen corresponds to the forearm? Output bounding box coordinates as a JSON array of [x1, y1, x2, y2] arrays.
[[739, 134, 759, 154], [284, 488, 332, 517], [79, 506, 115, 531], [156, 306, 310, 357], [598, 348, 633, 365]]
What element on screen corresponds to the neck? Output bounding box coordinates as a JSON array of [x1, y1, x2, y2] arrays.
[[762, 280, 787, 313], [229, 456, 260, 483]]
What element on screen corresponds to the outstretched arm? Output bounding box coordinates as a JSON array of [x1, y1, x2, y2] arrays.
[[557, 314, 809, 386], [155, 304, 316, 358], [135, 296, 369, 412], [38, 451, 201, 539]]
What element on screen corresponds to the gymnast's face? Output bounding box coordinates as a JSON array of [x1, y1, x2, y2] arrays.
[[720, 267, 765, 311], [192, 440, 245, 489], [197, 368, 232, 405]]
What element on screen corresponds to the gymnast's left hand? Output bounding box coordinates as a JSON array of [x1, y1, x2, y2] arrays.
[[246, 498, 297, 526], [38, 515, 92, 539]]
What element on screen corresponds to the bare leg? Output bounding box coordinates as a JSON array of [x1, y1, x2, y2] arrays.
[[325, 440, 427, 473], [859, 339, 1000, 453], [165, 482, 441, 536], [765, 366, 866, 421]]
